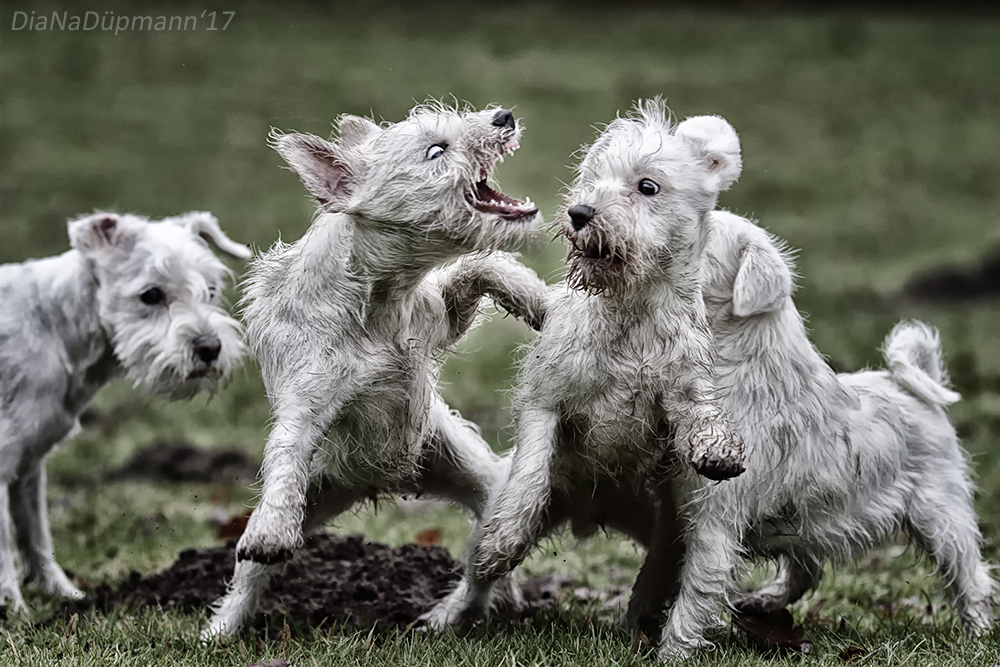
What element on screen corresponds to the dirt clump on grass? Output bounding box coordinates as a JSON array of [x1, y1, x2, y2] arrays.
[[59, 533, 462, 637]]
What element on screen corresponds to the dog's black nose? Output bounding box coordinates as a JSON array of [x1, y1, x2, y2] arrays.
[[567, 204, 596, 231], [492, 109, 515, 130], [193, 334, 221, 363]]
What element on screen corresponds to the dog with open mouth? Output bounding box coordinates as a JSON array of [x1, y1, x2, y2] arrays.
[[203, 102, 547, 639], [422, 100, 746, 632]]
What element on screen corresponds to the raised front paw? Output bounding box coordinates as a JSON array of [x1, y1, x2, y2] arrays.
[[690, 429, 745, 481], [235, 508, 301, 564]]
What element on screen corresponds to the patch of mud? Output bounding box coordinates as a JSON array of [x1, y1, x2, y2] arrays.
[[904, 251, 1000, 302], [59, 533, 462, 636], [111, 439, 259, 484]]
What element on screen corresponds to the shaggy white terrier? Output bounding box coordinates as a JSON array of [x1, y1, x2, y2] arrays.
[[423, 100, 746, 629], [642, 210, 996, 657], [203, 104, 547, 639], [0, 210, 248, 612]]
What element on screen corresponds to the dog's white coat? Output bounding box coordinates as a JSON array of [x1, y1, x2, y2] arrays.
[[0, 211, 247, 612], [424, 101, 746, 628], [204, 104, 547, 639]]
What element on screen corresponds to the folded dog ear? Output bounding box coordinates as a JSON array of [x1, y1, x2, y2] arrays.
[[271, 129, 357, 213], [674, 115, 742, 193], [732, 236, 794, 317], [161, 211, 252, 260], [68, 212, 136, 257], [337, 114, 380, 148]]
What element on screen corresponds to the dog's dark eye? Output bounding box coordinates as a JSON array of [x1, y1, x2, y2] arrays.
[[426, 144, 446, 160], [140, 287, 165, 305], [638, 179, 660, 196]]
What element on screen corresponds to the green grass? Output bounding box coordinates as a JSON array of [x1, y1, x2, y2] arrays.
[[3, 1, 1000, 664]]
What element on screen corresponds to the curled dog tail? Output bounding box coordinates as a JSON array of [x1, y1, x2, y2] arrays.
[[882, 320, 961, 406]]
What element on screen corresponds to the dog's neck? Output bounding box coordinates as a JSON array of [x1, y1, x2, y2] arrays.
[[300, 211, 462, 330], [39, 251, 122, 393]]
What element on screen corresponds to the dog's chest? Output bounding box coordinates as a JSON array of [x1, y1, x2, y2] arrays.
[[324, 334, 435, 484], [541, 321, 672, 477]]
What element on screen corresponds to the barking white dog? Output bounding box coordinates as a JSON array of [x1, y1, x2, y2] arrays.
[[0, 210, 248, 612], [423, 100, 746, 629], [203, 104, 546, 639], [637, 210, 996, 657]]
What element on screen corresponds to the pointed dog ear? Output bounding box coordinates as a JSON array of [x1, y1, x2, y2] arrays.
[[674, 115, 743, 193], [161, 211, 252, 260], [270, 129, 358, 213], [68, 212, 138, 258], [337, 114, 380, 148], [732, 235, 795, 317]]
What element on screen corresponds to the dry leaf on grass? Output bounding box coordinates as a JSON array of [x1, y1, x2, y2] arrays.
[[217, 512, 251, 541], [415, 528, 442, 546]]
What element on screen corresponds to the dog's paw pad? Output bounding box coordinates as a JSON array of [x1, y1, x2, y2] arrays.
[[692, 450, 745, 480], [235, 545, 294, 564]]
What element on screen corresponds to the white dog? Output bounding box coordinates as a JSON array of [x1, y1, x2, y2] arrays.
[[0, 210, 248, 612], [423, 100, 746, 629], [203, 104, 547, 639], [638, 210, 996, 657]]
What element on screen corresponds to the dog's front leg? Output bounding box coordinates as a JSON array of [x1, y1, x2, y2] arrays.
[[664, 324, 745, 481], [0, 483, 27, 613], [438, 252, 549, 344], [236, 398, 339, 564], [10, 460, 83, 599], [471, 408, 558, 583]]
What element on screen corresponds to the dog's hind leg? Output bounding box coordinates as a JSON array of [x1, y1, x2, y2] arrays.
[[417, 398, 527, 627], [203, 481, 360, 641], [623, 482, 684, 637], [905, 464, 995, 634], [10, 459, 83, 599], [657, 515, 741, 659], [733, 555, 822, 614]]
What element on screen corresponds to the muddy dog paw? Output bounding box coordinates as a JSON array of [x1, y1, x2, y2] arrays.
[[690, 429, 746, 481], [235, 509, 301, 564]]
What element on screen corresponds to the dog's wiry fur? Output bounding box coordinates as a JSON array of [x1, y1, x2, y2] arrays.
[[203, 104, 545, 639], [0, 210, 248, 612], [423, 100, 746, 629], [640, 210, 996, 657]]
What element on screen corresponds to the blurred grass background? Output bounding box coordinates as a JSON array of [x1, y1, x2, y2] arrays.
[[3, 1, 1000, 664]]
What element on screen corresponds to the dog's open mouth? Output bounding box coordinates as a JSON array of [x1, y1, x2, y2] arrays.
[[467, 138, 538, 221], [573, 242, 626, 267]]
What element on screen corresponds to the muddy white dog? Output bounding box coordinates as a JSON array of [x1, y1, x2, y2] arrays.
[[634, 210, 996, 657], [0, 210, 248, 612], [203, 104, 546, 639], [423, 101, 746, 629]]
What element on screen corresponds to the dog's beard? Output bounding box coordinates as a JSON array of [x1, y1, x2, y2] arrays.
[[564, 231, 639, 297], [112, 310, 244, 400]]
